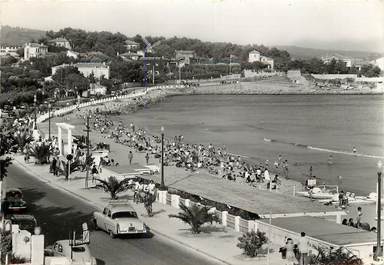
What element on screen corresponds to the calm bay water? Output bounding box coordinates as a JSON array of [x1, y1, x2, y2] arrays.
[[114, 94, 384, 195]]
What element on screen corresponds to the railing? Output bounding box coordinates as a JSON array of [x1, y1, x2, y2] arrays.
[[226, 214, 235, 229]]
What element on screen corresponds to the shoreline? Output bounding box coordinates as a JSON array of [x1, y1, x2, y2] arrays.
[[37, 84, 380, 226]]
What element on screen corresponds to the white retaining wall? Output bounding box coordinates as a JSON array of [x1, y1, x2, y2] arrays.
[[36, 85, 185, 124]]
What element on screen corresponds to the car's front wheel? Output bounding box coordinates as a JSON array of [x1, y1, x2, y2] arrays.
[[93, 219, 99, 231], [109, 230, 116, 239]]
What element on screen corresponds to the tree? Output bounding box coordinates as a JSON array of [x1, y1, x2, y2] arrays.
[[96, 176, 131, 200], [1, 230, 12, 264], [13, 131, 33, 152], [0, 132, 14, 181], [0, 157, 12, 181], [237, 230, 268, 257], [168, 203, 219, 233], [28, 143, 52, 164], [309, 246, 362, 265], [59, 159, 82, 180], [360, 64, 381, 77]]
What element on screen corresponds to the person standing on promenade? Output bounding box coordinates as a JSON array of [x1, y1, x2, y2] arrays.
[[298, 232, 308, 265], [356, 206, 363, 228], [145, 152, 150, 165], [128, 151, 133, 165], [283, 160, 289, 179]]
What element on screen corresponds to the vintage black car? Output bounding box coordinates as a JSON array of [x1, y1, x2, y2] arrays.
[[3, 189, 27, 213]]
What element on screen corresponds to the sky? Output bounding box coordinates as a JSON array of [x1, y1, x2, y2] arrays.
[[1, 0, 383, 52]]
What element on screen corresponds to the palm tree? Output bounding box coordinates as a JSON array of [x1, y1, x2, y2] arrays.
[[309, 246, 363, 265], [13, 131, 33, 152], [29, 143, 52, 164], [59, 159, 82, 180], [96, 176, 131, 200], [169, 203, 219, 234]]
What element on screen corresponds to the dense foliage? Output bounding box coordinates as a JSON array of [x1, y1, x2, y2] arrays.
[[45, 27, 128, 56], [237, 230, 268, 257], [28, 142, 52, 164], [309, 246, 363, 265], [52, 66, 90, 94], [289, 58, 381, 77]]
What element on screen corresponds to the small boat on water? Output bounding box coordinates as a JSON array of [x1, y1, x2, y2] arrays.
[[296, 187, 336, 199], [318, 192, 377, 205]]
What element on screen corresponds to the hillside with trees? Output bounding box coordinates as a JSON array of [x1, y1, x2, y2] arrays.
[[0, 25, 46, 46]]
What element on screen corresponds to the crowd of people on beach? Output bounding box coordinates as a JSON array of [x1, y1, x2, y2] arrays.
[[75, 107, 291, 191]]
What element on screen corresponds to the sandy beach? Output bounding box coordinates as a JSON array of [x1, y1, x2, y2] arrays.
[[38, 82, 382, 227]]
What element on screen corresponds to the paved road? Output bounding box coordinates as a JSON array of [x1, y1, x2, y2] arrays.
[[6, 165, 220, 265]]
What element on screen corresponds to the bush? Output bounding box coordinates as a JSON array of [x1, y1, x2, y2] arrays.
[[237, 230, 268, 257]]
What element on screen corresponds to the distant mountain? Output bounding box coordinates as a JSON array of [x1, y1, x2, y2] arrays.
[[276, 45, 383, 61], [0, 25, 46, 46]]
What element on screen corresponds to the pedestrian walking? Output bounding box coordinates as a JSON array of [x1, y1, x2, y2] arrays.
[[145, 152, 150, 165], [128, 151, 133, 165], [285, 238, 299, 265], [298, 232, 308, 265]]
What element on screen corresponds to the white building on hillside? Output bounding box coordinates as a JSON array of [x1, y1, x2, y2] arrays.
[[248, 50, 274, 69], [49, 37, 72, 50], [0, 46, 21, 57], [371, 57, 384, 72], [66, 50, 79, 59], [125, 40, 140, 51], [52, 62, 110, 80], [248, 50, 261, 62], [24, 43, 48, 60], [321, 55, 352, 68]]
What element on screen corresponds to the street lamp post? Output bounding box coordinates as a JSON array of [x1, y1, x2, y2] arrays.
[[33, 94, 37, 129], [160, 126, 165, 190], [84, 112, 91, 189], [376, 160, 383, 260], [48, 103, 51, 141]]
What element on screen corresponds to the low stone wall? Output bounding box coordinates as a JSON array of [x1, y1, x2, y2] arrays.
[[36, 85, 185, 124]]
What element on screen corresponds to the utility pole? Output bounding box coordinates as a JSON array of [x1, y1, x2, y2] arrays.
[[229, 54, 232, 75], [375, 160, 383, 260], [48, 103, 51, 140], [33, 94, 37, 129], [160, 126, 165, 190], [152, 63, 155, 85], [84, 113, 91, 188], [178, 66, 181, 83]]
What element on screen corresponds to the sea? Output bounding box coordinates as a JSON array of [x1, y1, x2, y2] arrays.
[[110, 94, 384, 196]]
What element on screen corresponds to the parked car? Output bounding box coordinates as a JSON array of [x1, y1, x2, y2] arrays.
[[45, 240, 96, 265], [3, 189, 27, 213], [9, 214, 37, 234], [93, 201, 147, 238]]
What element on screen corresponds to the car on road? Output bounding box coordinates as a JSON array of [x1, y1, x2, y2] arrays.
[[93, 201, 147, 238], [9, 214, 37, 234], [3, 189, 27, 213], [45, 240, 96, 265]]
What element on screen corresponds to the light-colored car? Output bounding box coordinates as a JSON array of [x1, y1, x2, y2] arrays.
[[93, 201, 147, 238], [45, 240, 96, 265]]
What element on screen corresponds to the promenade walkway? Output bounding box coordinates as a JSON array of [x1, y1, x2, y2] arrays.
[[12, 155, 284, 265]]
